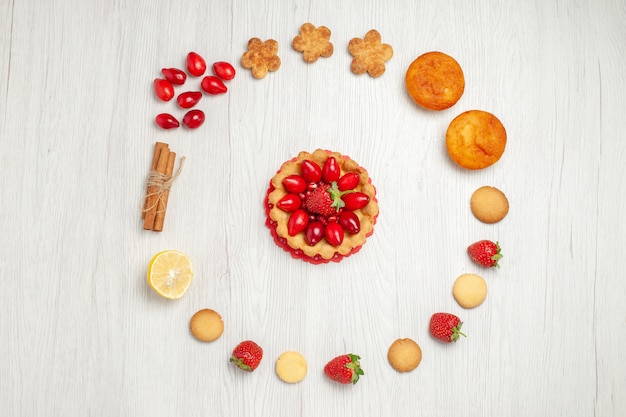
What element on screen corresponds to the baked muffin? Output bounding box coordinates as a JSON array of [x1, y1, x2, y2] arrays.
[[405, 51, 465, 111], [446, 110, 507, 170], [265, 150, 379, 264]]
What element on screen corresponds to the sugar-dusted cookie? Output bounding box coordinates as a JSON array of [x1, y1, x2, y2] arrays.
[[446, 110, 507, 170], [348, 29, 393, 77], [387, 338, 422, 372], [241, 38, 281, 79], [189, 309, 224, 342], [470, 186, 509, 224], [275, 351, 308, 383], [453, 273, 488, 309], [292, 23, 334, 63], [405, 51, 465, 110]]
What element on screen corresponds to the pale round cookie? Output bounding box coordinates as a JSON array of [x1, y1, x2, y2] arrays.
[[189, 309, 224, 342], [275, 351, 308, 383], [387, 338, 422, 372], [470, 186, 509, 224], [453, 273, 488, 309]]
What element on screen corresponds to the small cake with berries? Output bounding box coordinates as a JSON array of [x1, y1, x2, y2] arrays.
[[265, 149, 379, 264]]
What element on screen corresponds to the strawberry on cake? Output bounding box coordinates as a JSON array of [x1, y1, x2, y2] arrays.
[[265, 149, 379, 264]]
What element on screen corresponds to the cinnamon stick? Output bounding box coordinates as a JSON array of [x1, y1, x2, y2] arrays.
[[142, 142, 168, 219], [143, 144, 170, 230], [152, 151, 176, 232]]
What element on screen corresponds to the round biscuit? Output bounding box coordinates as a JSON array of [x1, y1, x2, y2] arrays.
[[470, 186, 509, 223], [453, 273, 488, 309], [387, 338, 422, 372], [275, 351, 308, 383], [189, 309, 224, 342]]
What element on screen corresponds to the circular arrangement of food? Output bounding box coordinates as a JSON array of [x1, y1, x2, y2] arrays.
[[265, 149, 379, 264], [143, 28, 512, 382]]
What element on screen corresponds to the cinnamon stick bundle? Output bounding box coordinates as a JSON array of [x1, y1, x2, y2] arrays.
[[142, 142, 182, 232]]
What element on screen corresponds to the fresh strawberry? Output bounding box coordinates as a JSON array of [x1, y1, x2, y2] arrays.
[[304, 187, 335, 216], [467, 240, 503, 268], [230, 340, 263, 371], [323, 353, 364, 384], [429, 313, 466, 343]]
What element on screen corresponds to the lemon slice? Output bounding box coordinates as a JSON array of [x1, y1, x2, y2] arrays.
[[147, 250, 194, 299]]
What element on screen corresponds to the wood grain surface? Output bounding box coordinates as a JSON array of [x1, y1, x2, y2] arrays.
[[1, 0, 625, 416]]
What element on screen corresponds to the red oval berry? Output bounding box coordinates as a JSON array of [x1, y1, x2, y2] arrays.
[[186, 52, 207, 76], [322, 157, 340, 183], [282, 175, 307, 194], [201, 76, 227, 94], [287, 209, 309, 236], [301, 160, 322, 183], [161, 68, 187, 85], [276, 194, 301, 212], [155, 113, 180, 129], [153, 78, 175, 101], [182, 109, 205, 129], [213, 61, 236, 80], [342, 192, 370, 211], [324, 222, 344, 246], [338, 211, 360, 234], [305, 222, 325, 246], [337, 172, 359, 191], [177, 91, 202, 108]]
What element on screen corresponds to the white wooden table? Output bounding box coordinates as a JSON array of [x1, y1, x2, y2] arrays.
[[2, 0, 625, 416]]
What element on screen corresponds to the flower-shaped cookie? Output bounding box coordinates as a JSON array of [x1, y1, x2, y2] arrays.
[[348, 30, 393, 78], [292, 23, 334, 63], [241, 38, 281, 79]]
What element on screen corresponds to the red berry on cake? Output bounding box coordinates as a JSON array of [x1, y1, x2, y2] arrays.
[[322, 156, 340, 182], [337, 172, 359, 191], [305, 221, 325, 245], [276, 194, 301, 212], [338, 211, 360, 233], [303, 187, 335, 216], [342, 192, 370, 211], [324, 222, 344, 246], [282, 175, 307, 194], [301, 159, 322, 182], [287, 209, 309, 236]]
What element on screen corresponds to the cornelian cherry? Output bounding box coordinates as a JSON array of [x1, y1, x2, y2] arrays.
[[342, 192, 370, 211], [337, 173, 359, 191], [324, 222, 344, 246], [213, 61, 236, 80], [277, 194, 301, 212], [177, 91, 202, 108], [287, 210, 309, 236], [322, 157, 340, 183], [186, 52, 207, 76], [282, 175, 307, 194], [182, 109, 205, 129], [201, 76, 227, 94], [154, 78, 175, 101], [338, 211, 360, 233], [301, 160, 322, 183], [161, 68, 187, 85], [155, 113, 180, 129], [305, 222, 325, 245]]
